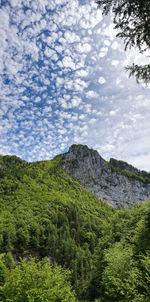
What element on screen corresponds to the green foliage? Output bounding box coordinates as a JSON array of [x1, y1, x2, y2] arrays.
[[96, 0, 150, 84], [101, 242, 139, 301], [0, 154, 113, 299], [0, 154, 150, 301], [0, 255, 8, 287], [1, 257, 77, 302], [87, 199, 150, 301]]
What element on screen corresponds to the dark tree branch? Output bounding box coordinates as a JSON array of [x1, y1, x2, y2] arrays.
[[96, 0, 150, 83]]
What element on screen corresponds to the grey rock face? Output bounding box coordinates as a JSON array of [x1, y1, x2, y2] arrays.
[[109, 158, 150, 179], [62, 144, 150, 208]]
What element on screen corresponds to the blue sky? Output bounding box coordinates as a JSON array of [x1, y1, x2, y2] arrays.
[[0, 0, 150, 171]]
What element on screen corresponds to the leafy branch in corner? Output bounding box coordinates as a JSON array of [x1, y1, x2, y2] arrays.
[[96, 0, 150, 84]]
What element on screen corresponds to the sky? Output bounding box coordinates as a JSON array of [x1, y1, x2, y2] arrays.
[[0, 0, 150, 171]]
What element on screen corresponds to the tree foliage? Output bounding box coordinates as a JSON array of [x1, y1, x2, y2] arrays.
[[96, 0, 150, 84], [101, 242, 139, 301], [0, 257, 77, 302], [0, 154, 150, 301], [0, 154, 113, 299]]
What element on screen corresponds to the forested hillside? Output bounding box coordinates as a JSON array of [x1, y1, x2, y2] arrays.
[[0, 154, 150, 301]]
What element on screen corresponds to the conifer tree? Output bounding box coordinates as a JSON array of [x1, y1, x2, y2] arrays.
[[97, 0, 150, 84]]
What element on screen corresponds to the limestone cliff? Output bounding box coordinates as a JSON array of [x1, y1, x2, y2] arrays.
[[62, 144, 150, 208]]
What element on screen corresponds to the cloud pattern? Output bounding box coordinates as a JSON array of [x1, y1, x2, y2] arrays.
[[0, 0, 150, 171]]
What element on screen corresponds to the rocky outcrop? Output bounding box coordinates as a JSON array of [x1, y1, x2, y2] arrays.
[[109, 158, 150, 179], [62, 144, 150, 209]]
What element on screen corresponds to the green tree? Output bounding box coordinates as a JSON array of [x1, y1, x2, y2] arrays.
[[101, 241, 139, 301], [1, 258, 77, 302], [139, 253, 150, 301], [97, 0, 150, 84], [0, 256, 8, 287]]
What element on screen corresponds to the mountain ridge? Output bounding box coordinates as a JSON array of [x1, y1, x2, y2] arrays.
[[1, 144, 150, 208], [61, 144, 150, 208]]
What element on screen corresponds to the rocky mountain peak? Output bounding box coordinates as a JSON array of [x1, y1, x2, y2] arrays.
[[67, 144, 100, 159], [62, 144, 106, 181], [62, 144, 150, 208]]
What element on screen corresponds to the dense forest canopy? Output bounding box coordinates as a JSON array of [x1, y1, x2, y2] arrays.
[[0, 154, 150, 301], [96, 0, 150, 84]]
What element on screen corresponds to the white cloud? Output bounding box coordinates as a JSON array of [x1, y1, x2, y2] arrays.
[[111, 41, 119, 50], [86, 90, 99, 98], [89, 118, 97, 124], [76, 43, 91, 53], [44, 78, 50, 85], [45, 47, 56, 58], [62, 56, 76, 69], [98, 77, 106, 84], [71, 97, 82, 107], [104, 40, 110, 46], [64, 31, 80, 43], [35, 96, 41, 103], [56, 77, 64, 86], [42, 106, 52, 114], [0, 9, 9, 29], [64, 78, 88, 91], [103, 23, 117, 39], [58, 128, 67, 134], [99, 47, 108, 54], [11, 0, 22, 7], [101, 144, 115, 152], [76, 69, 88, 77], [109, 110, 117, 116], [111, 60, 119, 66]]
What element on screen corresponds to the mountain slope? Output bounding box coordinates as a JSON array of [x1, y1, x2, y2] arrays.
[[0, 150, 150, 301], [0, 153, 113, 297], [62, 144, 150, 208]]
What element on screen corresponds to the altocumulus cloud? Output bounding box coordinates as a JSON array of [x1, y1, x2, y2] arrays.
[[0, 0, 150, 171]]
